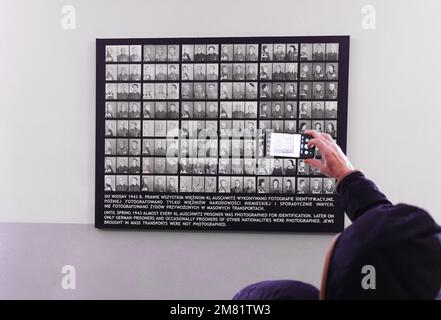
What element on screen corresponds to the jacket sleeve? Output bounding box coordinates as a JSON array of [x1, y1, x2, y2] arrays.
[[337, 170, 391, 222]]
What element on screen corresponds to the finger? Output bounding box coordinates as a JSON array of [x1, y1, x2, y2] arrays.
[[307, 137, 330, 151], [304, 130, 321, 139], [305, 131, 330, 148], [322, 133, 334, 142], [305, 158, 324, 171]]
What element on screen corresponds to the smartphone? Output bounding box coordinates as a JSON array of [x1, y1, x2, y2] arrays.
[[266, 132, 315, 159]]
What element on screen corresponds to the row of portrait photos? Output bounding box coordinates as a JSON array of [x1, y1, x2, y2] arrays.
[[104, 101, 338, 120], [105, 62, 339, 81], [105, 175, 336, 194], [104, 156, 325, 176], [105, 43, 340, 63], [105, 82, 339, 100], [104, 120, 338, 140]]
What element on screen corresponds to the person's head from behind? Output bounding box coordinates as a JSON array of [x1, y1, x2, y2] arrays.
[[320, 208, 441, 300]]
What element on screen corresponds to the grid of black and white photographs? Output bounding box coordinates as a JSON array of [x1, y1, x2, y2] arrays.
[[99, 37, 348, 196]]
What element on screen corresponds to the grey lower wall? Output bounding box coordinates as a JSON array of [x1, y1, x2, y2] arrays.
[[0, 223, 331, 299]]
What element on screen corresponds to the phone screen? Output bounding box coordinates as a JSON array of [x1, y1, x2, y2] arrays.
[[268, 132, 302, 158]]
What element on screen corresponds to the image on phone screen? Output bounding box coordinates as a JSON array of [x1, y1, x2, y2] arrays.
[[266, 132, 315, 158]]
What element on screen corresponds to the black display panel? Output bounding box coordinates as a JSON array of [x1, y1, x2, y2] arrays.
[[96, 36, 349, 233]]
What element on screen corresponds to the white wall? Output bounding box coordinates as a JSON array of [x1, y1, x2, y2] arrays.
[[0, 0, 440, 299]]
